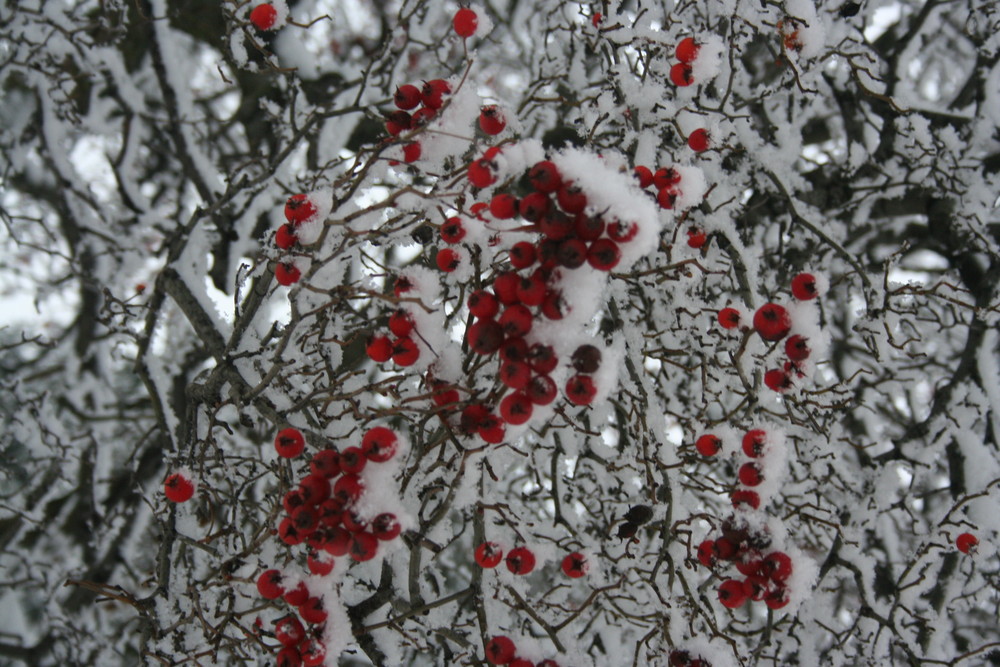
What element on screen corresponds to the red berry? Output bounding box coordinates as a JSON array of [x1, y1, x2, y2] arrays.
[[324, 527, 352, 556], [565, 374, 597, 405], [366, 335, 393, 362], [392, 336, 420, 366], [528, 160, 563, 193], [571, 345, 602, 373], [540, 290, 567, 320], [742, 574, 770, 601], [718, 579, 749, 608], [500, 360, 532, 390], [453, 7, 478, 37], [436, 248, 461, 272], [493, 271, 520, 304], [372, 513, 402, 540], [695, 434, 721, 457], [349, 532, 379, 561], [478, 414, 506, 443], [561, 552, 589, 578], [307, 552, 335, 576], [499, 391, 533, 425], [556, 238, 588, 269], [299, 596, 328, 625], [763, 551, 793, 581], [421, 79, 452, 109], [509, 242, 538, 269], [385, 110, 412, 136], [675, 37, 700, 63], [670, 62, 694, 86], [764, 586, 790, 609], [956, 532, 979, 554], [731, 489, 761, 510], [687, 228, 707, 248], [441, 216, 466, 244], [688, 128, 710, 152], [509, 660, 533, 667], [785, 335, 811, 361], [468, 157, 497, 187], [467, 318, 505, 355], [575, 213, 605, 240], [738, 462, 763, 486], [298, 473, 331, 504], [164, 472, 195, 503], [556, 184, 587, 214], [742, 429, 767, 457], [475, 541, 504, 568], [753, 303, 792, 341], [300, 640, 326, 667], [505, 546, 536, 575], [394, 84, 422, 110], [791, 272, 819, 300], [592, 12, 602, 27], [485, 636, 517, 665], [275, 262, 301, 286], [490, 193, 519, 219], [362, 426, 398, 462], [539, 214, 574, 241], [339, 446, 367, 475], [657, 186, 678, 210], [275, 224, 297, 249], [256, 569, 284, 599], [284, 194, 317, 225], [479, 105, 507, 135], [653, 167, 681, 189], [519, 192, 551, 222], [249, 3, 278, 31], [333, 474, 364, 507], [388, 309, 415, 337], [587, 239, 621, 271], [275, 427, 305, 458], [403, 142, 421, 163], [607, 219, 638, 243], [528, 344, 558, 374], [526, 374, 558, 405], [499, 304, 533, 338], [718, 307, 741, 330], [633, 165, 654, 188], [469, 290, 500, 319], [282, 579, 309, 607], [697, 540, 717, 567], [274, 615, 305, 647], [764, 368, 792, 392]]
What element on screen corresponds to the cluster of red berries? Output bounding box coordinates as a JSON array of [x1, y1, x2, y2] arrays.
[[473, 542, 590, 579], [249, 3, 279, 31], [365, 307, 422, 367], [272, 426, 403, 562], [632, 164, 705, 246], [696, 517, 793, 610], [256, 571, 329, 666], [669, 37, 700, 87], [274, 194, 319, 286], [484, 635, 562, 667], [384, 78, 453, 163], [696, 428, 775, 511], [668, 648, 714, 667]]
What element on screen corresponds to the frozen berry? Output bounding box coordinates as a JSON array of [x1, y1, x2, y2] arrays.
[[164, 472, 195, 503], [275, 427, 305, 458], [453, 7, 478, 38]]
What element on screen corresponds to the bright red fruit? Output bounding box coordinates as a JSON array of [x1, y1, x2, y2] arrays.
[[499, 391, 533, 425], [453, 7, 478, 38], [561, 552, 589, 578], [676, 36, 700, 63], [742, 429, 767, 457], [633, 165, 654, 188], [505, 546, 536, 574], [764, 586, 790, 609], [275, 427, 305, 458], [687, 228, 707, 248], [392, 336, 420, 366], [275, 224, 297, 249], [565, 374, 597, 406], [764, 368, 792, 392], [697, 540, 716, 567], [956, 532, 979, 554], [300, 640, 326, 667], [388, 309, 415, 337], [477, 414, 506, 443], [366, 335, 393, 362], [718, 579, 749, 608], [763, 551, 793, 581], [688, 128, 710, 152], [587, 239, 621, 271], [274, 615, 305, 647], [718, 307, 741, 329], [753, 303, 792, 341], [479, 105, 507, 135], [275, 262, 301, 286], [440, 216, 466, 244], [284, 194, 317, 224], [670, 62, 694, 86], [256, 569, 284, 599], [468, 290, 500, 319], [485, 635, 517, 665], [785, 335, 810, 361], [526, 374, 558, 405], [528, 160, 562, 193], [475, 541, 504, 568], [372, 513, 402, 540], [499, 305, 533, 338], [164, 472, 195, 502], [731, 489, 761, 510], [249, 4, 277, 31], [695, 434, 721, 457], [509, 659, 534, 667], [299, 596, 328, 624], [339, 446, 367, 475], [403, 142, 421, 163], [421, 79, 451, 109], [509, 242, 537, 269], [349, 531, 379, 561], [436, 248, 460, 272], [276, 647, 302, 667], [394, 84, 421, 110], [333, 474, 364, 507], [791, 272, 818, 300], [467, 318, 505, 355], [653, 167, 681, 189], [738, 462, 763, 486], [490, 193, 519, 219], [468, 157, 498, 188], [307, 552, 335, 576], [362, 426, 398, 462]]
